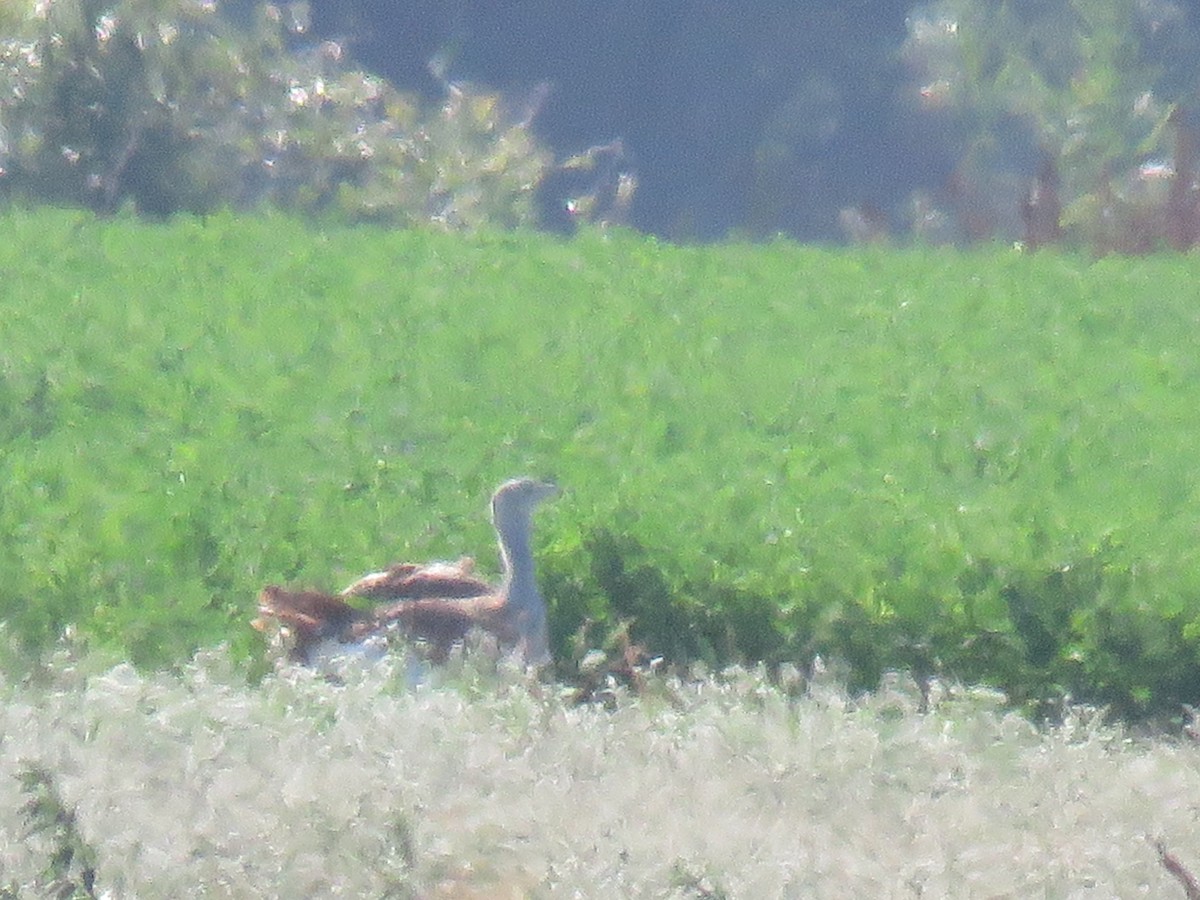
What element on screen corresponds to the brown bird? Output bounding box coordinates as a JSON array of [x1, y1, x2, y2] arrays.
[[342, 556, 491, 602], [253, 586, 377, 664], [255, 477, 559, 667]]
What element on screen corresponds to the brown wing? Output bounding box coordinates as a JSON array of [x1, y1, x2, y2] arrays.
[[255, 585, 368, 642], [341, 557, 493, 601], [375, 592, 511, 653]]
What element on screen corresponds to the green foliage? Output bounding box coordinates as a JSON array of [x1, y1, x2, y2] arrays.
[[903, 0, 1195, 247], [3, 211, 1200, 716], [0, 0, 549, 224]]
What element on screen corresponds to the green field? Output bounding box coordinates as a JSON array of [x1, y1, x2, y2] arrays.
[[3, 208, 1200, 715]]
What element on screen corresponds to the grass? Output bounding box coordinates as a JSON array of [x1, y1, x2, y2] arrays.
[[3, 208, 1200, 711], [1, 647, 1199, 897], [4, 215, 1200, 895]]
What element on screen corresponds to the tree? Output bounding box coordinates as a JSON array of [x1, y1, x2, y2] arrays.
[[903, 0, 1200, 249], [0, 0, 551, 226]]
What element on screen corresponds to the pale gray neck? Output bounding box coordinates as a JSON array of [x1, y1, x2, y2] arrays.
[[493, 498, 551, 666], [496, 509, 540, 606]]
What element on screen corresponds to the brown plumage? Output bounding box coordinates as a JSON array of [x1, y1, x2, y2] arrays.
[[342, 557, 490, 601], [254, 478, 558, 667], [252, 586, 376, 664]]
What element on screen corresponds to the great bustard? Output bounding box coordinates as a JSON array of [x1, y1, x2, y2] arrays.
[[255, 478, 558, 668]]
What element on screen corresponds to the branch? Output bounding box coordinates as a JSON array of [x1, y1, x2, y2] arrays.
[[1157, 840, 1200, 900]]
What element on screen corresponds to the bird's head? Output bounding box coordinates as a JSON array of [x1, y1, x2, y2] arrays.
[[491, 477, 558, 527]]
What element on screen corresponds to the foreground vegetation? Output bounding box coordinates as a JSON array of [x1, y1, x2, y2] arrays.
[[2, 647, 1199, 896], [3, 209, 1200, 715]]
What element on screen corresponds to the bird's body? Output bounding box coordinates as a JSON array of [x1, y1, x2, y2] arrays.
[[255, 478, 557, 668], [253, 586, 376, 664], [342, 557, 491, 601]]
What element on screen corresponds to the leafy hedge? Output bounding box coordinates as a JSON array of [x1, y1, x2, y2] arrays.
[[3, 209, 1200, 717]]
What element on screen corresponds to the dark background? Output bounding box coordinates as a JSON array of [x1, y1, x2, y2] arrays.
[[309, 1, 952, 241]]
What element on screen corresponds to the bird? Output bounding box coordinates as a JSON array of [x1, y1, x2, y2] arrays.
[[253, 585, 380, 666], [254, 477, 559, 668]]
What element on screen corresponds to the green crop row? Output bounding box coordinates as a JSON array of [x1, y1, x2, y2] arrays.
[[2, 208, 1200, 716]]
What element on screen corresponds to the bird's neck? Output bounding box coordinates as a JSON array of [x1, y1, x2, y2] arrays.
[[495, 505, 551, 666], [497, 512, 539, 605]]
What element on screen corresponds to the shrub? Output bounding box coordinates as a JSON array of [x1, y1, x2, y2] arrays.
[[902, 0, 1200, 251], [0, 0, 551, 225]]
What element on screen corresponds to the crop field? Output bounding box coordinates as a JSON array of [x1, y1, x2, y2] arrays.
[[4, 209, 1200, 895], [4, 209, 1200, 711]]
